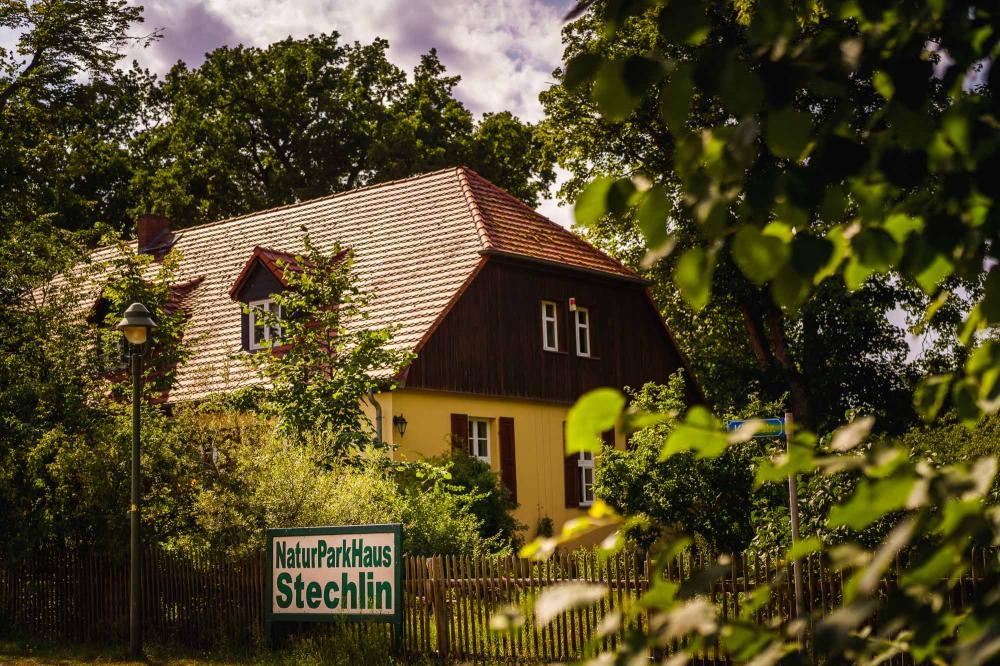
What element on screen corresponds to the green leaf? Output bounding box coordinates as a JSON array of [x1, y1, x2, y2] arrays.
[[786, 536, 823, 562], [914, 253, 954, 295], [829, 416, 875, 452], [764, 108, 812, 160], [789, 233, 834, 279], [755, 433, 816, 487], [565, 388, 626, 454], [660, 63, 694, 133], [953, 379, 981, 427], [574, 177, 635, 228], [592, 60, 633, 121], [845, 228, 900, 290], [882, 213, 924, 243], [662, 406, 728, 459], [731, 226, 789, 284], [719, 57, 762, 116], [563, 53, 603, 90], [873, 70, 894, 100], [674, 246, 716, 311], [658, 0, 710, 45], [914, 374, 952, 421], [770, 264, 810, 311], [592, 57, 665, 122], [637, 185, 671, 249], [534, 582, 607, 627], [828, 476, 916, 530], [979, 268, 1000, 324]]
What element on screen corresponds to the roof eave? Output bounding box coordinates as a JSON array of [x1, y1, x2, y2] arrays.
[[478, 248, 651, 286]]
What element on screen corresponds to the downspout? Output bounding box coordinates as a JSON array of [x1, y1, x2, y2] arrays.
[[367, 389, 383, 445]]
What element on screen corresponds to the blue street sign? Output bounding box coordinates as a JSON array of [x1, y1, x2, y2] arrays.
[[727, 417, 785, 439]]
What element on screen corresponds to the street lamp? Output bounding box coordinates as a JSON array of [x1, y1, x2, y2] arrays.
[[115, 303, 157, 659]]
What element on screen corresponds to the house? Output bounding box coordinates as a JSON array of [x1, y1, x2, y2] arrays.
[[92, 167, 700, 535]]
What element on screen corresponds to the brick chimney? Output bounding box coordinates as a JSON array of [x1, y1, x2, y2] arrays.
[[137, 214, 174, 255]]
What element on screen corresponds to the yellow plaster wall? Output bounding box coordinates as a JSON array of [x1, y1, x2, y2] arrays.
[[363, 388, 622, 541]]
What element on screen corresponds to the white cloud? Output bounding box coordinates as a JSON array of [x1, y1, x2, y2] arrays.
[[130, 0, 569, 122], [126, 0, 576, 225]]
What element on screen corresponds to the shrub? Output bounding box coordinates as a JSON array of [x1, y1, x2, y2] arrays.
[[162, 405, 491, 557], [402, 449, 524, 548]]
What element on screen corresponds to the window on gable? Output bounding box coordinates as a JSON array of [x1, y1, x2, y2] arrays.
[[248, 298, 284, 350], [574, 306, 590, 357], [468, 418, 490, 464], [541, 300, 558, 351], [578, 452, 595, 506]]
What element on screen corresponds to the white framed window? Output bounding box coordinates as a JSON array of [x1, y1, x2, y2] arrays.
[[578, 452, 595, 506], [468, 418, 490, 464], [541, 300, 559, 351], [574, 307, 591, 357], [248, 299, 284, 350]]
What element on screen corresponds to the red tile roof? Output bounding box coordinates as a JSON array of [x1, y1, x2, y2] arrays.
[[82, 167, 647, 402], [458, 168, 639, 279], [228, 246, 314, 299]]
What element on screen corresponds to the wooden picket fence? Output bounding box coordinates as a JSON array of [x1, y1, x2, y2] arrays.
[[0, 546, 993, 661]]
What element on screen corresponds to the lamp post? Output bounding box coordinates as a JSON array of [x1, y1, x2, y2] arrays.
[[115, 303, 157, 660]]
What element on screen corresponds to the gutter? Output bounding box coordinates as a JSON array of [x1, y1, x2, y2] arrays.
[[367, 389, 383, 445]]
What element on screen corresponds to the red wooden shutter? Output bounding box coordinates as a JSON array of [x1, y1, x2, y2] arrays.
[[498, 417, 517, 502], [563, 422, 580, 508], [450, 413, 468, 452]]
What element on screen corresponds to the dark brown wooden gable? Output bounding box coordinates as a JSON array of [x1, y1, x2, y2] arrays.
[[403, 255, 697, 403]]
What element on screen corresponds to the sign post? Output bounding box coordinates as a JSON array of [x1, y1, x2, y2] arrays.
[[784, 412, 805, 627], [266, 524, 404, 653], [727, 415, 805, 625]]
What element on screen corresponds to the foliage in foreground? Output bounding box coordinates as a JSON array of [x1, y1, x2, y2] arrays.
[[507, 1, 1000, 663], [247, 236, 413, 457]]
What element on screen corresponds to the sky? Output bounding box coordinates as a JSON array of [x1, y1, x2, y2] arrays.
[[124, 0, 577, 226]]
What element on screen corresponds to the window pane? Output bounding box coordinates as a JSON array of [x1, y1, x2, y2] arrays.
[[252, 307, 264, 346]]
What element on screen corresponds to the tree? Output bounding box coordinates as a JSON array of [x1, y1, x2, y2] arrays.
[[248, 235, 413, 456], [512, 2, 1000, 664], [537, 4, 979, 432], [130, 36, 555, 227], [0, 229, 191, 556], [595, 376, 772, 552], [0, 2, 154, 238]]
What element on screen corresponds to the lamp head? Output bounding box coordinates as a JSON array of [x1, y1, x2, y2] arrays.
[[116, 302, 158, 346], [393, 414, 408, 437]]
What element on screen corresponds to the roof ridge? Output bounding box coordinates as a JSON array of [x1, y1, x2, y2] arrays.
[[455, 166, 493, 250], [459, 166, 640, 280], [95, 167, 464, 252]]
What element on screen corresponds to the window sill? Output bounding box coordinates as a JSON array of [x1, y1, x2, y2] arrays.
[[579, 501, 594, 508], [543, 348, 568, 355]]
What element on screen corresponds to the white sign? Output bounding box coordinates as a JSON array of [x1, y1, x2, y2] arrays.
[[266, 524, 403, 622]]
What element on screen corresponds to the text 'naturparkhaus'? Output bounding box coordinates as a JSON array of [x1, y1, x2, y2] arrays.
[[274, 538, 393, 611]]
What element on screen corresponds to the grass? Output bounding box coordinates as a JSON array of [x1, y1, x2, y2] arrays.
[[0, 636, 430, 666]]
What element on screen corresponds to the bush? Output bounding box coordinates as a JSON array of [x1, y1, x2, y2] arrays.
[[161, 404, 492, 557], [595, 375, 777, 553], [402, 449, 524, 548]]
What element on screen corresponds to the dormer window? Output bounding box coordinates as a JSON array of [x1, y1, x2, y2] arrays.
[[230, 246, 302, 353], [248, 299, 283, 350]]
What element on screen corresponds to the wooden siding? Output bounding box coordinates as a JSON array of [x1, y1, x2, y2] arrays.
[[403, 257, 690, 403]]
